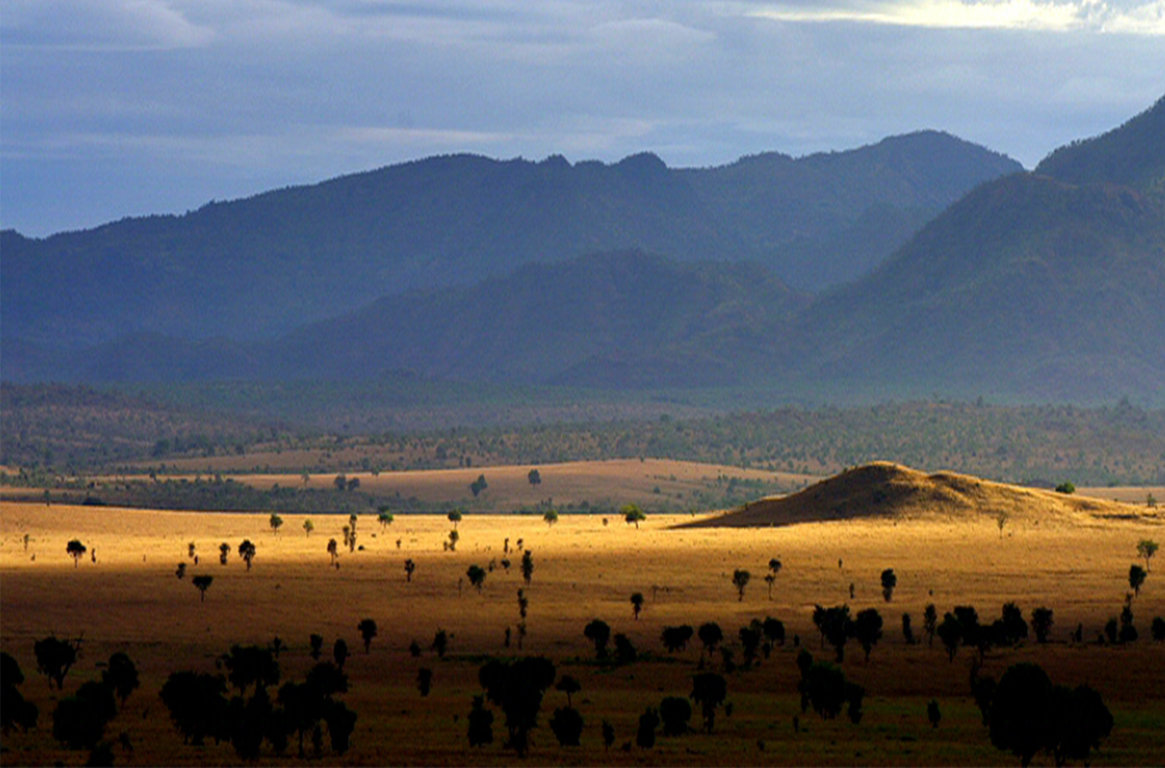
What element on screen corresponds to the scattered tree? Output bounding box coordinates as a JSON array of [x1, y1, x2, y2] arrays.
[[448, 529, 459, 552], [221, 644, 279, 695], [269, 513, 283, 534], [404, 558, 416, 582], [417, 667, 433, 697], [622, 504, 646, 529], [697, 622, 724, 661], [431, 629, 448, 659], [52, 679, 116, 751], [303, 519, 314, 536], [467, 695, 494, 747], [309, 634, 323, 661], [732, 569, 751, 601], [527, 468, 542, 487], [924, 603, 938, 647], [659, 696, 692, 736], [1137, 539, 1158, 572], [542, 509, 558, 527], [467, 564, 487, 592], [176, 561, 187, 579], [614, 633, 637, 664], [477, 656, 556, 756], [469, 474, 488, 498], [34, 635, 79, 690], [219, 542, 231, 565], [1129, 563, 1147, 596], [555, 674, 581, 707], [584, 619, 611, 660], [66, 539, 87, 567], [102, 651, 139, 705], [377, 509, 394, 528], [938, 613, 962, 661], [902, 613, 916, 644], [357, 619, 378, 653], [997, 511, 1009, 540], [520, 550, 534, 585], [927, 699, 941, 728], [1031, 607, 1054, 644], [238, 539, 256, 570], [548, 705, 583, 747], [1, 652, 39, 733], [333, 638, 348, 670], [160, 670, 228, 746], [193, 574, 213, 601], [661, 625, 694, 653], [1054, 481, 1076, 494], [852, 607, 883, 662], [636, 707, 659, 749], [881, 568, 897, 602], [631, 591, 645, 620], [690, 673, 727, 733], [448, 510, 463, 529]]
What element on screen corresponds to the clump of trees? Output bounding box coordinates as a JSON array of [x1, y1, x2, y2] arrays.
[[2, 652, 39, 733], [795, 650, 865, 724], [476, 656, 556, 756]]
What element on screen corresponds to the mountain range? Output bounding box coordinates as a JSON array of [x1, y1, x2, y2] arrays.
[[2, 96, 1162, 404]]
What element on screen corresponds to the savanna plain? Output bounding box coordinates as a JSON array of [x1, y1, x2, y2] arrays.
[[2, 479, 1163, 766]]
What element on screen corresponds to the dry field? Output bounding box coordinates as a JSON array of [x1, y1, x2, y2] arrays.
[[2, 501, 1163, 766]]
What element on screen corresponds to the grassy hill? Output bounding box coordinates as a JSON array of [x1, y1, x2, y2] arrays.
[[686, 462, 1159, 527]]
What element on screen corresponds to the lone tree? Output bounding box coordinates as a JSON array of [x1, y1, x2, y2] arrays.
[[303, 519, 314, 536], [923, 603, 938, 647], [1137, 539, 1158, 572], [467, 564, 487, 592], [765, 558, 781, 599], [357, 619, 378, 653], [333, 638, 349, 669], [622, 503, 646, 529], [1129, 564, 1147, 596], [66, 539, 87, 567], [469, 474, 488, 498], [238, 539, 256, 570], [732, 569, 751, 601], [542, 509, 558, 527], [1031, 607, 1054, 644], [192, 575, 214, 602], [584, 619, 611, 660], [448, 510, 463, 529], [881, 568, 897, 602], [527, 468, 541, 487], [269, 513, 283, 534], [377, 508, 394, 528], [404, 558, 416, 582], [690, 672, 727, 733], [219, 542, 230, 565], [555, 674, 581, 707], [327, 539, 339, 566], [520, 550, 534, 585], [35, 635, 80, 689], [631, 592, 645, 620]]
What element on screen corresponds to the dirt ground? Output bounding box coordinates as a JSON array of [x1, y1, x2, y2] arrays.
[[2, 501, 1163, 765]]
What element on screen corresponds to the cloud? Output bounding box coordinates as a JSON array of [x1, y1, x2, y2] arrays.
[[744, 0, 1165, 34], [2, 0, 214, 50]]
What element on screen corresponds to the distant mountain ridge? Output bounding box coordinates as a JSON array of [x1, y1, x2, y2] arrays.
[[1, 131, 1019, 348]]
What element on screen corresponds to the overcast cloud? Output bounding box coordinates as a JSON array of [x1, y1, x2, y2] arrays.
[[2, 0, 1163, 236]]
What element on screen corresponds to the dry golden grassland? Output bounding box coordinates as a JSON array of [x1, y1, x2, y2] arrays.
[[2, 501, 1163, 765]]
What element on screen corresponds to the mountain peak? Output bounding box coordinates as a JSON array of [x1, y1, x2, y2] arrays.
[[1035, 94, 1165, 189]]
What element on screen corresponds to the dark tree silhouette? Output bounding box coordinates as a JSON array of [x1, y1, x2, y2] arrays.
[[417, 667, 433, 697], [219, 542, 230, 565], [478, 656, 556, 757], [927, 699, 941, 728], [1152, 616, 1165, 641], [528, 468, 542, 487], [193, 574, 213, 601], [103, 652, 139, 705], [404, 558, 416, 581], [881, 568, 897, 602], [309, 634, 323, 660], [303, 519, 314, 536], [852, 608, 883, 662], [924, 603, 938, 647], [555, 675, 581, 707], [1129, 564, 1147, 596], [469, 474, 488, 497], [902, 612, 916, 644], [732, 569, 751, 601], [467, 564, 487, 592], [614, 633, 637, 665], [221, 644, 279, 694], [333, 638, 349, 670], [521, 550, 534, 584], [548, 706, 583, 746], [739, 625, 761, 667], [176, 561, 187, 579], [357, 619, 378, 653], [448, 510, 463, 529], [631, 591, 645, 620], [269, 513, 283, 534], [997, 602, 1029, 646], [66, 539, 86, 567], [377, 509, 394, 528], [622, 503, 646, 529], [543, 509, 558, 527], [659, 696, 692, 736], [601, 720, 615, 751], [432, 629, 448, 659], [762, 616, 786, 649], [661, 625, 694, 653], [584, 619, 611, 660], [1, 652, 39, 733], [697, 622, 723, 661], [690, 673, 727, 733], [160, 671, 228, 745], [938, 612, 962, 661], [34, 635, 79, 690], [636, 707, 659, 748], [1031, 607, 1054, 644], [989, 663, 1055, 767], [1050, 684, 1113, 767], [52, 680, 116, 751], [238, 539, 256, 570], [796, 653, 848, 720], [323, 700, 357, 754], [1137, 539, 1158, 572], [467, 695, 494, 747], [817, 605, 852, 662]]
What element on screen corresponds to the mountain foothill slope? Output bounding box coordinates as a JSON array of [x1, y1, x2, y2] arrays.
[[684, 461, 1161, 528]]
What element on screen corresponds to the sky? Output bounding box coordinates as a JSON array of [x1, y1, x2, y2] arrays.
[[2, 0, 1163, 237]]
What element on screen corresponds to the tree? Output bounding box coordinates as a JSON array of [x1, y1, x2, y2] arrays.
[[555, 674, 581, 707], [417, 667, 433, 696], [221, 644, 280, 695], [357, 619, 378, 653], [102, 652, 139, 705], [238, 539, 256, 570], [448, 510, 463, 529], [477, 656, 556, 756], [817, 605, 852, 662], [764, 573, 776, 599], [269, 513, 283, 534], [34, 635, 79, 689], [762, 616, 786, 649], [881, 568, 897, 602], [377, 509, 394, 528], [924, 603, 938, 647], [448, 529, 459, 551], [334, 474, 347, 491], [1138, 539, 1158, 571], [996, 601, 1029, 646], [52, 680, 117, 751], [796, 654, 847, 720], [659, 696, 692, 736], [697, 622, 723, 661], [1031, 607, 1054, 644], [1050, 684, 1113, 767], [636, 707, 659, 749], [542, 509, 558, 527], [548, 706, 583, 747], [661, 625, 694, 653], [997, 510, 1009, 540], [467, 564, 487, 592], [303, 519, 314, 536], [938, 613, 962, 661], [219, 542, 231, 565], [193, 575, 214, 602], [927, 699, 941, 728], [1, 652, 39, 733], [989, 663, 1055, 767], [176, 562, 187, 579], [431, 629, 448, 659], [902, 613, 915, 644], [690, 673, 727, 733], [601, 720, 615, 751], [1153, 616, 1165, 641], [584, 619, 611, 660], [327, 538, 339, 566], [160, 671, 228, 746], [732, 569, 751, 601], [852, 608, 883, 662], [1129, 563, 1147, 596], [469, 474, 488, 498], [520, 549, 534, 585], [739, 625, 761, 667], [66, 539, 86, 567], [404, 558, 416, 582], [614, 633, 637, 664], [622, 503, 646, 529], [527, 468, 542, 487], [333, 638, 349, 670], [467, 695, 494, 747], [630, 591, 645, 620], [309, 634, 323, 660], [1054, 481, 1076, 494]]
